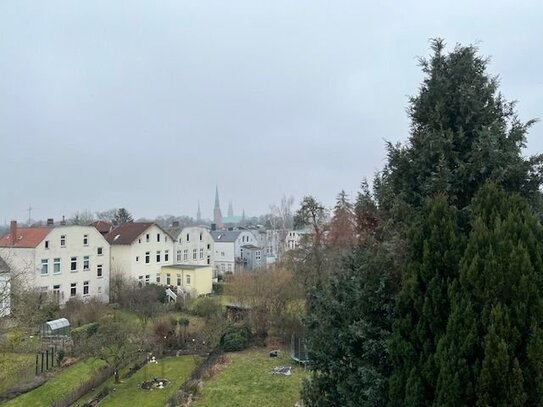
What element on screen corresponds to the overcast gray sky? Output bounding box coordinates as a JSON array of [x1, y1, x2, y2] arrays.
[[1, 0, 542, 223]]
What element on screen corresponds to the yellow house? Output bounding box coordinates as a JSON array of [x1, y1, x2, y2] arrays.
[[160, 264, 212, 296]]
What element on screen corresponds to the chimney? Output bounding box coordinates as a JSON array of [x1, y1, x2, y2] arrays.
[[60, 215, 66, 226], [211, 223, 217, 231], [47, 218, 54, 226], [10, 220, 17, 245], [172, 221, 180, 227]]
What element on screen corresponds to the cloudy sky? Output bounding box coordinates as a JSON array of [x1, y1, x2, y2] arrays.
[[1, 0, 542, 223]]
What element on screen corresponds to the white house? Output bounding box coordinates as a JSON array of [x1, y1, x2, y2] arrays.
[[0, 255, 10, 316], [171, 226, 214, 268], [0, 221, 110, 304], [285, 230, 309, 250], [210, 230, 258, 275], [105, 222, 174, 285]]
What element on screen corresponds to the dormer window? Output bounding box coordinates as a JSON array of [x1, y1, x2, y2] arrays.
[[45, 240, 49, 249], [157, 233, 160, 242]]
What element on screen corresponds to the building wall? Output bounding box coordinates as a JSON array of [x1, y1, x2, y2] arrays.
[[173, 226, 214, 267], [213, 240, 235, 275], [111, 224, 174, 285], [0, 226, 110, 304], [160, 265, 213, 296], [0, 273, 10, 317], [234, 231, 258, 259]]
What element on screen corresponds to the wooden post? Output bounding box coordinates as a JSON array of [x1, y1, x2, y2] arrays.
[[51, 347, 55, 367], [46, 350, 49, 370], [41, 352, 44, 373], [35, 353, 39, 375]]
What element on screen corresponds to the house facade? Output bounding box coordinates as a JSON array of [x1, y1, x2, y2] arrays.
[[105, 222, 174, 285], [240, 244, 264, 270], [210, 230, 258, 275], [0, 256, 10, 316], [172, 226, 214, 268], [160, 264, 213, 296], [0, 221, 110, 304]]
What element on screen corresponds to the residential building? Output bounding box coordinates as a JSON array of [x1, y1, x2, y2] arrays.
[[171, 226, 214, 268], [160, 264, 213, 296], [210, 229, 258, 275], [0, 221, 110, 304], [0, 255, 10, 316], [254, 228, 281, 265], [240, 244, 264, 270], [285, 230, 309, 250], [105, 222, 174, 285]]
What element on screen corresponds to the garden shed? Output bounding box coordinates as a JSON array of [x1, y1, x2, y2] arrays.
[[41, 318, 71, 337]]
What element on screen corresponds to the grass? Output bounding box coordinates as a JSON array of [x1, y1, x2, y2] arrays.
[[4, 358, 106, 407], [193, 348, 307, 407], [0, 352, 36, 395], [77, 355, 197, 407]]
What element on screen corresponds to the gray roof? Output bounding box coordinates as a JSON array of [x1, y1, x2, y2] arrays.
[[44, 318, 70, 330], [211, 230, 242, 242]]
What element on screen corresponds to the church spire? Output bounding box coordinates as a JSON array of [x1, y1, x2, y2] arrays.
[[196, 201, 201, 224], [213, 186, 223, 228]]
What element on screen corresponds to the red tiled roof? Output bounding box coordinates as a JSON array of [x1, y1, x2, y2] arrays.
[[105, 222, 154, 245], [0, 227, 51, 248], [90, 220, 112, 234]]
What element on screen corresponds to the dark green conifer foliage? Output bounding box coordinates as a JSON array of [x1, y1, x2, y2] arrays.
[[435, 183, 543, 406], [381, 39, 542, 217], [389, 194, 462, 406]]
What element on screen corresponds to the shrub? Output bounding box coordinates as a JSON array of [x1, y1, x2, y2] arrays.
[[212, 282, 225, 295], [220, 324, 251, 352], [190, 297, 222, 320]]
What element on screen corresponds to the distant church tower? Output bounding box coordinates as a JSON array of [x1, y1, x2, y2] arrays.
[[196, 201, 202, 224], [227, 201, 234, 218], [213, 186, 223, 228]]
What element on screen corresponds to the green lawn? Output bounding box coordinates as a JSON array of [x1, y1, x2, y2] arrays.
[[77, 355, 197, 407], [0, 353, 36, 395], [193, 348, 306, 407], [4, 358, 106, 407]]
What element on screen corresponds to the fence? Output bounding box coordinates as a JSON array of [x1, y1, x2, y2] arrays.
[[165, 347, 224, 407], [50, 365, 114, 407]]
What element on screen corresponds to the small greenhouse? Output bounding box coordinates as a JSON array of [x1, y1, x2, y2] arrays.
[[41, 318, 71, 337]]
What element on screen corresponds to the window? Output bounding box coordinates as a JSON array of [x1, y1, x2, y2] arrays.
[[227, 264, 232, 272], [207, 256, 210, 265], [41, 259, 49, 275], [177, 275, 181, 286], [186, 274, 191, 285], [200, 248, 204, 260], [71, 257, 77, 272], [156, 251, 161, 262], [157, 233, 160, 242], [256, 251, 261, 260], [52, 284, 61, 301], [221, 251, 225, 257], [83, 281, 89, 295], [70, 283, 77, 297], [176, 250, 182, 262], [164, 250, 169, 262], [186, 233, 190, 242], [166, 273, 171, 285], [45, 240, 49, 249], [83, 234, 88, 245], [207, 244, 210, 250], [193, 249, 197, 260], [165, 235, 168, 242], [60, 235, 66, 247], [221, 264, 225, 272], [156, 273, 160, 283], [97, 247, 103, 256], [138, 238, 141, 244], [83, 256, 90, 271], [146, 233, 150, 242], [97, 264, 103, 278], [98, 286, 102, 294], [200, 232, 203, 241], [183, 250, 188, 261], [53, 258, 61, 274], [136, 256, 139, 262], [145, 252, 150, 264], [145, 275, 150, 284]]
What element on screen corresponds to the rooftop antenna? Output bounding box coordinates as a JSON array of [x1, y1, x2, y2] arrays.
[[27, 204, 39, 225]]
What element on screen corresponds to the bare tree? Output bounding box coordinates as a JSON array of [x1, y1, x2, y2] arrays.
[[67, 210, 95, 226]]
